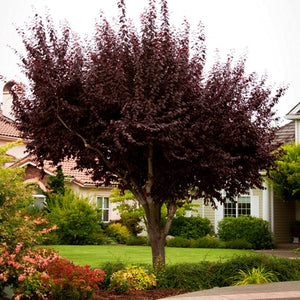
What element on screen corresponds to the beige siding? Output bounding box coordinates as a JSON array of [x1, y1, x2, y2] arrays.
[[65, 183, 120, 221], [192, 199, 217, 231], [204, 205, 216, 228], [273, 195, 296, 243]]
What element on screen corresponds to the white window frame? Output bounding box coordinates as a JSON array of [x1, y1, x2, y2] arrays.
[[32, 194, 47, 209], [97, 196, 109, 222], [224, 191, 251, 218]]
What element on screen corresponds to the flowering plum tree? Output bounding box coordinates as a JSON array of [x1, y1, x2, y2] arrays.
[[11, 0, 285, 265]]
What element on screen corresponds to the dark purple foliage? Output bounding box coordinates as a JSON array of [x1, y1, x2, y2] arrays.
[[10, 0, 285, 264]]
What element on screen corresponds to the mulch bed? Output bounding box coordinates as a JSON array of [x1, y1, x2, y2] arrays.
[[93, 288, 193, 299]]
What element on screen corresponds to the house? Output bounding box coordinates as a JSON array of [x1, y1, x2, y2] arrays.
[[2, 80, 299, 242], [195, 104, 300, 244], [0, 82, 119, 222]]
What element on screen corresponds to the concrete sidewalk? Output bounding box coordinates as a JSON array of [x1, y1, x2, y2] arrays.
[[164, 281, 300, 299]]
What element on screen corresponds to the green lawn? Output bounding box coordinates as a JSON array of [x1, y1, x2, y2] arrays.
[[47, 245, 255, 268]]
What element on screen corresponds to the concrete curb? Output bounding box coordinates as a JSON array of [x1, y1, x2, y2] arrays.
[[164, 281, 300, 299]]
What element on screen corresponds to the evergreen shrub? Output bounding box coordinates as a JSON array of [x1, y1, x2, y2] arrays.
[[107, 223, 130, 244], [193, 235, 220, 248], [169, 216, 213, 239], [225, 239, 252, 249], [126, 235, 148, 245], [166, 236, 191, 248], [162, 255, 300, 289], [100, 262, 126, 289], [46, 189, 104, 245], [217, 216, 274, 249]]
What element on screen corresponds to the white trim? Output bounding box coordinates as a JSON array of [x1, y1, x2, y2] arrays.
[[214, 200, 224, 233], [97, 196, 110, 222], [19, 161, 55, 176], [286, 102, 300, 119], [262, 181, 270, 221], [270, 186, 274, 232], [295, 120, 300, 144]]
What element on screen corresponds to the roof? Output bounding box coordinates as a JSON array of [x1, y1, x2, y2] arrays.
[[0, 114, 20, 139], [286, 102, 300, 120], [274, 121, 295, 145], [16, 155, 103, 187], [47, 158, 100, 186], [0, 111, 102, 187]]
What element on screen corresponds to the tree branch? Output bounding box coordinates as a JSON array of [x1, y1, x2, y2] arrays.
[[163, 202, 177, 238], [146, 144, 154, 201], [55, 111, 146, 203]]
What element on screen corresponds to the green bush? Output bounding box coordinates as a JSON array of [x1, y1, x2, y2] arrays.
[[166, 237, 191, 248], [99, 262, 126, 289], [217, 216, 274, 249], [107, 223, 130, 244], [46, 189, 104, 245], [109, 266, 156, 293], [163, 262, 211, 289], [162, 255, 300, 290], [169, 216, 213, 239], [126, 235, 148, 245], [193, 235, 220, 248], [225, 239, 252, 249]]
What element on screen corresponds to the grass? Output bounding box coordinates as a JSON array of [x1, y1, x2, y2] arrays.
[[46, 245, 254, 268]]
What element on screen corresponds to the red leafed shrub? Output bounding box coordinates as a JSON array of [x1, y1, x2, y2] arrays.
[[46, 258, 105, 300], [0, 243, 104, 300]]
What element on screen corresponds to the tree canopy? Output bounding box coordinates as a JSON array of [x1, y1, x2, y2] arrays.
[[10, 0, 285, 264], [269, 143, 300, 201]]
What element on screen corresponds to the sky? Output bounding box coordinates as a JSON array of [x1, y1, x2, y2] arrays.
[[0, 0, 300, 123]]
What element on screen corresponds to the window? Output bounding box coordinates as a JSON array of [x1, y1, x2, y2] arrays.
[[97, 196, 109, 222], [224, 192, 251, 217], [32, 187, 46, 210]]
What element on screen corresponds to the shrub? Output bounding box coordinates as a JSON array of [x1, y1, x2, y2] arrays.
[[232, 266, 278, 285], [163, 263, 211, 290], [169, 216, 213, 239], [225, 239, 252, 249], [126, 235, 148, 245], [46, 258, 105, 300], [0, 245, 105, 300], [294, 248, 300, 255], [193, 235, 220, 248], [100, 262, 126, 289], [109, 188, 144, 236], [46, 189, 104, 245], [166, 237, 191, 248], [109, 266, 156, 294], [217, 216, 274, 249], [107, 223, 130, 244], [161, 255, 300, 290]]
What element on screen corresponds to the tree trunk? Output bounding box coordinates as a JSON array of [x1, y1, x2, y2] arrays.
[[147, 212, 166, 266], [142, 200, 177, 267]]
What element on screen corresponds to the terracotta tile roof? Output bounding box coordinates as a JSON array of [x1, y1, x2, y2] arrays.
[[16, 155, 102, 186], [45, 158, 99, 186], [274, 121, 295, 145], [0, 114, 20, 138]]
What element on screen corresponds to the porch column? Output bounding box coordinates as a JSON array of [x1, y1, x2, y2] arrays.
[[262, 181, 270, 222]]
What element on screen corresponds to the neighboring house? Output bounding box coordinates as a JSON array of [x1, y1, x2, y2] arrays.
[[0, 82, 119, 222], [195, 104, 300, 244]]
